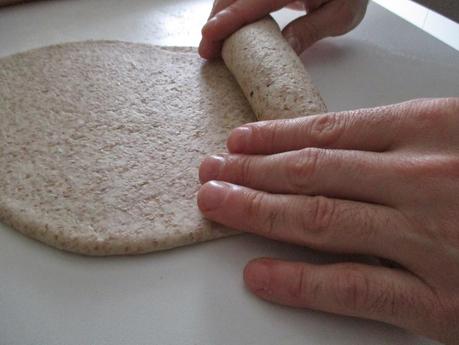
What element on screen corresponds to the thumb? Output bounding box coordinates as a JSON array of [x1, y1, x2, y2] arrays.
[[282, 0, 366, 54]]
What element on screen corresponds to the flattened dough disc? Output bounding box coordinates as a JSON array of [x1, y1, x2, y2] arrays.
[[0, 41, 255, 255]]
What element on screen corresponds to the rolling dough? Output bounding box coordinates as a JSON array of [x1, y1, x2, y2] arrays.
[[222, 17, 327, 120], [0, 18, 326, 255]]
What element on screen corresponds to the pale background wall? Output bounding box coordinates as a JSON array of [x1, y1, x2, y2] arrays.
[[373, 0, 459, 51]]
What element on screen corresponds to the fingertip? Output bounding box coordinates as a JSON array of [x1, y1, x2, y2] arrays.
[[198, 38, 214, 60], [201, 17, 219, 38], [197, 180, 230, 213], [198, 38, 223, 60], [244, 258, 273, 294], [227, 126, 252, 153], [199, 155, 225, 184], [198, 40, 208, 59]]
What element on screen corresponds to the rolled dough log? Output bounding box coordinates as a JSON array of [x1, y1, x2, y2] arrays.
[[222, 17, 327, 120], [0, 42, 255, 255]]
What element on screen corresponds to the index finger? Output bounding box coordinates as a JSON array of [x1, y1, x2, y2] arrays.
[[226, 102, 423, 154], [208, 0, 237, 20], [202, 0, 294, 42]]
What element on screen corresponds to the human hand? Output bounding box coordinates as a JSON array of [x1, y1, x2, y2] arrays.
[[199, 0, 369, 59], [197, 98, 459, 344]]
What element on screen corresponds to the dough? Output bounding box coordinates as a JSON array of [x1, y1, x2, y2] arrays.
[[222, 17, 327, 120], [0, 41, 254, 255], [0, 18, 326, 256]]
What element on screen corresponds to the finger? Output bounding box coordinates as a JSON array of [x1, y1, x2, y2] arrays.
[[226, 104, 411, 155], [198, 37, 223, 60], [199, 0, 236, 59], [283, 0, 368, 54], [202, 0, 293, 42], [208, 0, 236, 20], [303, 0, 328, 12], [197, 181, 410, 261], [199, 149, 394, 205], [286, 1, 305, 11], [244, 258, 436, 336]]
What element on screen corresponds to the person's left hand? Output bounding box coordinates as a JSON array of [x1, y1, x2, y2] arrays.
[[199, 0, 368, 59], [197, 98, 459, 344]]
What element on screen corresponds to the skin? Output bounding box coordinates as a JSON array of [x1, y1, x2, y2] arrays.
[[199, 0, 369, 59], [198, 99, 459, 344], [198, 1, 459, 344]]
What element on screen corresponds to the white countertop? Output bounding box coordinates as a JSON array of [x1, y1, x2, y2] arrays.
[[0, 1, 457, 344]]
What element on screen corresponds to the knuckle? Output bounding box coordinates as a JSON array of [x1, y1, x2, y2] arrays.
[[246, 192, 279, 236], [310, 196, 336, 231], [251, 121, 285, 153], [246, 192, 265, 220], [290, 265, 323, 302], [237, 156, 254, 185], [303, 196, 336, 239], [290, 265, 308, 299], [286, 148, 323, 191], [334, 266, 371, 311], [263, 207, 281, 236], [308, 113, 344, 147]]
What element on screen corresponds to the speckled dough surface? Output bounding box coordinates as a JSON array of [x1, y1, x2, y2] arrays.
[[222, 17, 327, 120], [0, 41, 255, 255]]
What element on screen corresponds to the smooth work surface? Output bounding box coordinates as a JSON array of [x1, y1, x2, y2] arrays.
[[0, 1, 458, 344], [373, 0, 459, 50]]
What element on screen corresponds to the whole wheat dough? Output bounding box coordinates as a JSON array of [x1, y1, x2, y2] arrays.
[[222, 17, 327, 120], [0, 41, 255, 255], [0, 19, 326, 256]]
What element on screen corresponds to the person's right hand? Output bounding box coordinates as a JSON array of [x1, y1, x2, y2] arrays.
[[199, 0, 369, 59]]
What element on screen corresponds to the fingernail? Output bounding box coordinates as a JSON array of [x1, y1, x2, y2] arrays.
[[198, 181, 229, 212], [200, 155, 225, 182], [286, 35, 301, 55], [208, 16, 218, 25], [228, 126, 251, 153], [198, 39, 207, 56], [203, 16, 218, 32], [246, 261, 271, 293]]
